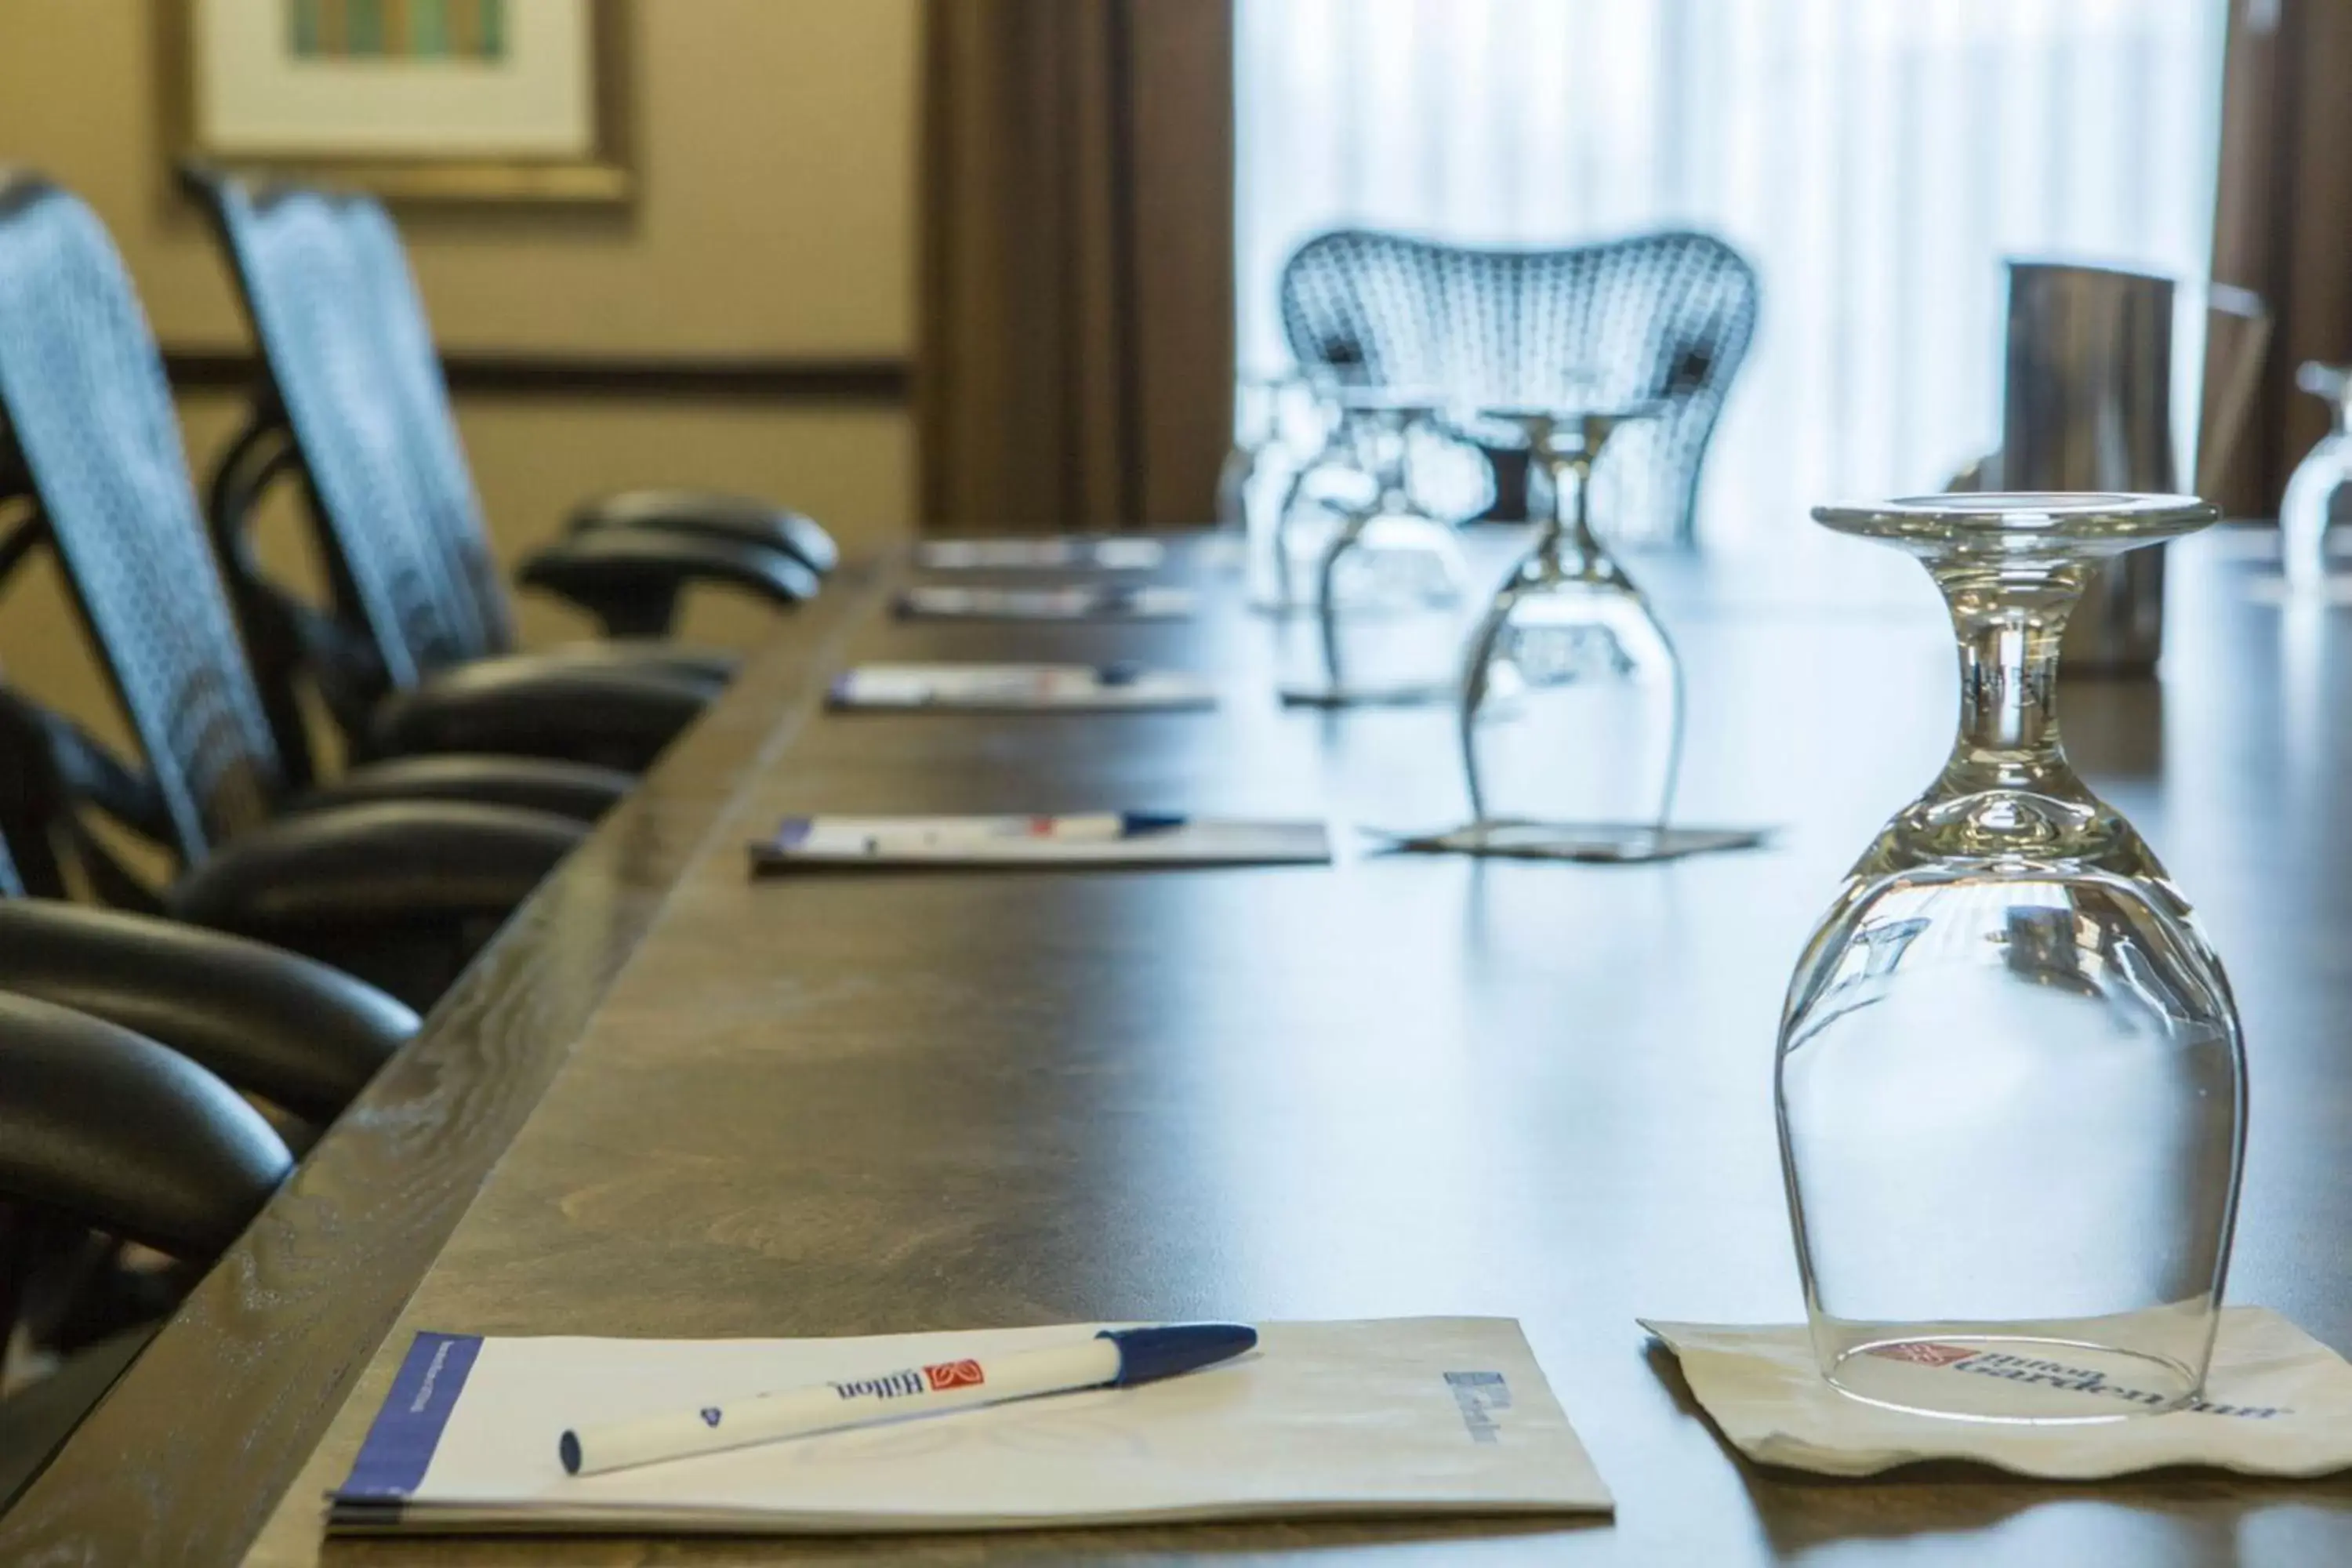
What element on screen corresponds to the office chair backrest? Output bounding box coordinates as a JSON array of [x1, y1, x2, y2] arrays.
[[0, 177, 283, 859], [191, 171, 498, 685], [336, 193, 517, 655], [1278, 228, 1761, 549]]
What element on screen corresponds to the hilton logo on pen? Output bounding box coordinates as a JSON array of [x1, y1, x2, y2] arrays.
[[924, 1359, 986, 1390], [830, 1360, 986, 1403]]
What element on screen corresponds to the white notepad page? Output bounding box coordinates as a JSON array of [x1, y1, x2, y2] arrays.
[[915, 537, 1168, 571], [896, 585, 1197, 621], [750, 815, 1332, 869], [829, 663, 1217, 712], [332, 1317, 1610, 1534]]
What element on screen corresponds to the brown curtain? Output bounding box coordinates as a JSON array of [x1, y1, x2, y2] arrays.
[[919, 0, 1234, 532], [2201, 0, 2352, 517]]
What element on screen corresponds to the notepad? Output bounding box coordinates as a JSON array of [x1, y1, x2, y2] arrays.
[[895, 585, 1196, 622], [1385, 821, 1773, 864], [750, 814, 1332, 870], [915, 537, 1168, 572], [328, 1317, 1610, 1535], [829, 663, 1217, 713]]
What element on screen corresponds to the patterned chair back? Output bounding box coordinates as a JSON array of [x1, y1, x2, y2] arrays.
[[194, 172, 500, 684], [336, 193, 516, 654], [1278, 229, 1760, 549], [0, 178, 283, 860]]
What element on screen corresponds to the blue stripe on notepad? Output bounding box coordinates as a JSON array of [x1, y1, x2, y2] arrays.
[[339, 1332, 484, 1501]]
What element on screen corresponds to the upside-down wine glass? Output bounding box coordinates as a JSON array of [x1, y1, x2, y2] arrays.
[[1254, 379, 1361, 614], [2281, 362, 2352, 597], [1779, 492, 2245, 1424], [1454, 406, 1684, 855], [1216, 372, 1280, 531], [1294, 390, 1472, 700]]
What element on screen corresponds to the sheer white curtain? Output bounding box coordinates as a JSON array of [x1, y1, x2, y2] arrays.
[[1236, 0, 2230, 544]]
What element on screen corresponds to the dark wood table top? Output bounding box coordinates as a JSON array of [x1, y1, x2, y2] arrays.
[[6, 528, 2350, 1566]]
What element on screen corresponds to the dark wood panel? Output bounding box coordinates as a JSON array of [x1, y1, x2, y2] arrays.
[[162, 348, 912, 403], [0, 572, 881, 1566]]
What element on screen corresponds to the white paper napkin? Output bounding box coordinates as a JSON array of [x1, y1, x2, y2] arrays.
[[1643, 1307, 2352, 1479]]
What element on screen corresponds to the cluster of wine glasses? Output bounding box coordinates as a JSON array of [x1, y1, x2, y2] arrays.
[[1221, 372, 1736, 860], [1225, 369, 2253, 1426]]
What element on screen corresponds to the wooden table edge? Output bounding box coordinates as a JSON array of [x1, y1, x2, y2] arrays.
[[0, 564, 888, 1566]]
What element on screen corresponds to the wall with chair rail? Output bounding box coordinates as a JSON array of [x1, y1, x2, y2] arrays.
[[0, 0, 918, 761]]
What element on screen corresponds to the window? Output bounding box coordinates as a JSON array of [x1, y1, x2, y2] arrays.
[[1237, 0, 2230, 543]]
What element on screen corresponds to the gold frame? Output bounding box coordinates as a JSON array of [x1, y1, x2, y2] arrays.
[[158, 0, 635, 205]]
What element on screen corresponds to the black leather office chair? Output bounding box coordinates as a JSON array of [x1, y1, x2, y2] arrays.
[[0, 990, 294, 1510], [1278, 229, 1760, 547], [0, 176, 597, 1006], [179, 166, 825, 784], [0, 813, 409, 1443]]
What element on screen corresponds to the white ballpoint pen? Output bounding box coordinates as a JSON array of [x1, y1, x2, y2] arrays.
[[560, 1323, 1258, 1478]]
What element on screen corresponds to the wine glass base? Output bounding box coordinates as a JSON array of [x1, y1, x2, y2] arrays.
[[1824, 1334, 2201, 1425], [1394, 819, 1770, 863]]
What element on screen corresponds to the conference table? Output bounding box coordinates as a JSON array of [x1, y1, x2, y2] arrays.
[[7, 526, 2352, 1564]]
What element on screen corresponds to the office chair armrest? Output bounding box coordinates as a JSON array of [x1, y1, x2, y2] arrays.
[[535, 639, 741, 688], [517, 529, 822, 638], [570, 488, 840, 575], [0, 993, 291, 1260], [0, 902, 416, 1124], [295, 753, 635, 826], [368, 658, 716, 773], [167, 800, 583, 935]]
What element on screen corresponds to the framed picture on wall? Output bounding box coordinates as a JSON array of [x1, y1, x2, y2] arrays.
[[162, 0, 633, 202]]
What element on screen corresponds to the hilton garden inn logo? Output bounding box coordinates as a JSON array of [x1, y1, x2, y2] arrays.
[[1861, 1342, 2290, 1419]]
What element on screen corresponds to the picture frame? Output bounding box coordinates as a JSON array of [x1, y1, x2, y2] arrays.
[[158, 0, 635, 204]]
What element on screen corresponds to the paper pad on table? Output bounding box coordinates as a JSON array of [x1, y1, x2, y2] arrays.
[[1644, 1307, 2352, 1479], [750, 814, 1330, 870], [829, 663, 1216, 713], [1392, 821, 1771, 864], [896, 584, 1195, 622], [328, 1317, 1610, 1535], [915, 537, 1167, 572]]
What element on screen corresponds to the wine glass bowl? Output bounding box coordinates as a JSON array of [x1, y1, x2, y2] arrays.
[[1779, 492, 2245, 1424]]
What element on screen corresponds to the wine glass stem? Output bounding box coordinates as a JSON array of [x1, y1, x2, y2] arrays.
[[1538, 454, 1600, 568], [1938, 582, 2081, 797]]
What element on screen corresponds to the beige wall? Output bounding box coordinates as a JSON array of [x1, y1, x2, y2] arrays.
[[0, 0, 919, 756]]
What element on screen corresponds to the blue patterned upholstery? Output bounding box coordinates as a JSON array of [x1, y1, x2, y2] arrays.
[[336, 194, 517, 655], [0, 179, 281, 858], [201, 178, 495, 684]]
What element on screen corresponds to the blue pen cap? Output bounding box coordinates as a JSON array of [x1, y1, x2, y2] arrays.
[[1096, 1322, 1258, 1387]]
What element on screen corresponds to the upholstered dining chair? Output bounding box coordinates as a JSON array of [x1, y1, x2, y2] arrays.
[[180, 165, 825, 784], [0, 174, 598, 1006], [1277, 228, 1761, 549]]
